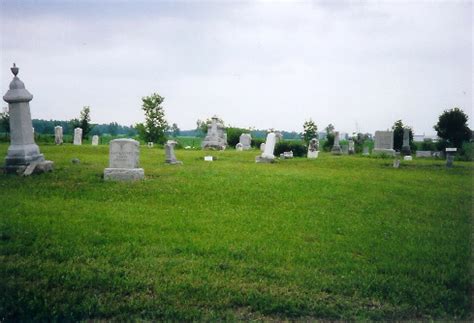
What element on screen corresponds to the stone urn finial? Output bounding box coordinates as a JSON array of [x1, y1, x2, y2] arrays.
[[11, 63, 19, 76]]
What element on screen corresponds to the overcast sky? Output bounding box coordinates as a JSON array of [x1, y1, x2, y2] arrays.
[[1, 0, 472, 134]]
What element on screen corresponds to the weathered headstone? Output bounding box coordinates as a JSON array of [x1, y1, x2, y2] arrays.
[[256, 132, 276, 163], [416, 151, 432, 158], [307, 138, 319, 159], [348, 139, 355, 155], [260, 143, 266, 152], [341, 145, 349, 155], [201, 116, 227, 150], [3, 64, 53, 174], [235, 143, 243, 151], [239, 133, 252, 150], [103, 139, 144, 181], [373, 131, 395, 156], [73, 128, 82, 145], [401, 128, 411, 156], [54, 126, 63, 145], [91, 135, 99, 146], [280, 151, 293, 159], [404, 155, 412, 161], [362, 146, 370, 156], [393, 159, 400, 168], [165, 140, 182, 164], [331, 131, 342, 155], [445, 148, 457, 168], [204, 156, 213, 161], [147, 142, 154, 148]]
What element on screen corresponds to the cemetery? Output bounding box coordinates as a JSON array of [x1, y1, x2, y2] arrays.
[[0, 1, 472, 321]]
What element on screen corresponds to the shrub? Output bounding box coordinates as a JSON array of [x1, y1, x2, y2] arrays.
[[420, 139, 437, 151], [274, 141, 307, 157], [458, 142, 474, 161], [323, 134, 334, 152], [251, 138, 265, 148], [226, 127, 248, 147]]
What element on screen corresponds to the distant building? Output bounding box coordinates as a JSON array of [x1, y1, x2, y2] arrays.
[[413, 134, 438, 142]]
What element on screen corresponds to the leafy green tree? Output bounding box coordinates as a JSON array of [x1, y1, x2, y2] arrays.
[[108, 122, 119, 136], [140, 93, 168, 144], [323, 124, 335, 151], [71, 106, 93, 139], [325, 123, 334, 135], [171, 123, 180, 137], [227, 127, 248, 147], [434, 107, 471, 149], [302, 119, 318, 143], [392, 120, 414, 151], [0, 107, 10, 134]]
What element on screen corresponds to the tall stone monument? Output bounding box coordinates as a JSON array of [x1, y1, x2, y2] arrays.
[[165, 140, 182, 164], [331, 131, 342, 155], [104, 139, 144, 181], [239, 133, 252, 150], [256, 132, 276, 163], [201, 116, 227, 150], [401, 128, 411, 156], [373, 131, 395, 156], [348, 139, 355, 155], [73, 128, 82, 145], [3, 64, 53, 174], [91, 135, 99, 146], [54, 126, 63, 145], [307, 138, 319, 159]]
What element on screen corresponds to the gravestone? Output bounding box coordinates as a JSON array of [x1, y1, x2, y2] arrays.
[[404, 155, 412, 161], [147, 142, 154, 148], [342, 145, 349, 155], [91, 135, 99, 146], [239, 133, 252, 150], [165, 140, 182, 164], [280, 151, 293, 159], [104, 139, 144, 181], [307, 138, 319, 159], [362, 146, 370, 156], [393, 159, 400, 168], [3, 64, 53, 174], [445, 148, 457, 168], [73, 128, 82, 145], [260, 143, 266, 152], [331, 131, 342, 155], [235, 143, 243, 151], [373, 131, 395, 156], [256, 132, 276, 163], [201, 116, 227, 150], [54, 126, 63, 145], [416, 151, 432, 158], [348, 139, 355, 155], [204, 156, 213, 161], [401, 128, 411, 156]]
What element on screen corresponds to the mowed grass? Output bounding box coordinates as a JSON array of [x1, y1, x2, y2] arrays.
[[0, 143, 472, 320]]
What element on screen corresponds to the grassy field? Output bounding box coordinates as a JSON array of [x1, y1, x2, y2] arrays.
[[0, 143, 472, 320]]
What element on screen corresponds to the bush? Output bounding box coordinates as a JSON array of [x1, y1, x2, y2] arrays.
[[323, 134, 334, 152], [458, 142, 474, 161], [251, 138, 265, 148], [274, 141, 307, 157], [419, 139, 437, 151], [226, 127, 248, 147]]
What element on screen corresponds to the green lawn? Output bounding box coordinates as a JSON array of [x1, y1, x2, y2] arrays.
[[0, 143, 472, 320]]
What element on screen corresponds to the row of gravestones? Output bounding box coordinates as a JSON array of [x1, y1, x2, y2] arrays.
[[54, 126, 99, 146], [1, 64, 458, 176]]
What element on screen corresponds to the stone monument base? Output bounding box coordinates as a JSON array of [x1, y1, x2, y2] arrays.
[[401, 146, 411, 156], [372, 148, 395, 156], [307, 151, 319, 159], [331, 146, 342, 155], [4, 160, 54, 175], [165, 160, 183, 165], [104, 168, 144, 181], [255, 156, 275, 163]]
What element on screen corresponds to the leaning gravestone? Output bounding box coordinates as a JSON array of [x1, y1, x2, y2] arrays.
[[331, 132, 342, 155], [73, 128, 82, 145], [91, 135, 99, 146], [201, 116, 227, 150], [54, 126, 63, 145], [307, 138, 319, 159], [104, 139, 144, 181], [3, 63, 53, 174], [256, 132, 276, 163], [165, 140, 182, 164], [373, 131, 395, 156], [348, 139, 355, 155], [239, 133, 252, 150], [401, 128, 411, 156]]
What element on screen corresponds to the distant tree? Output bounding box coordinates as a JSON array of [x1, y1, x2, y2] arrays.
[[322, 123, 335, 151], [71, 106, 93, 139], [227, 127, 248, 147], [392, 120, 414, 151], [171, 123, 180, 137], [434, 108, 471, 149], [302, 119, 318, 143], [0, 107, 10, 134], [325, 123, 335, 135], [140, 93, 168, 144], [108, 122, 119, 136]]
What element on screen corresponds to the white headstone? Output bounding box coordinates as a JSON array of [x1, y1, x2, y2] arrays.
[[260, 143, 266, 152], [73, 128, 82, 145], [256, 133, 276, 163], [54, 126, 63, 145], [104, 139, 144, 181], [331, 131, 342, 155], [91, 135, 99, 146], [416, 151, 432, 158], [165, 140, 182, 164], [235, 143, 244, 151], [204, 156, 213, 161], [239, 133, 252, 150], [404, 155, 412, 161], [147, 142, 154, 148], [307, 138, 319, 159]]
